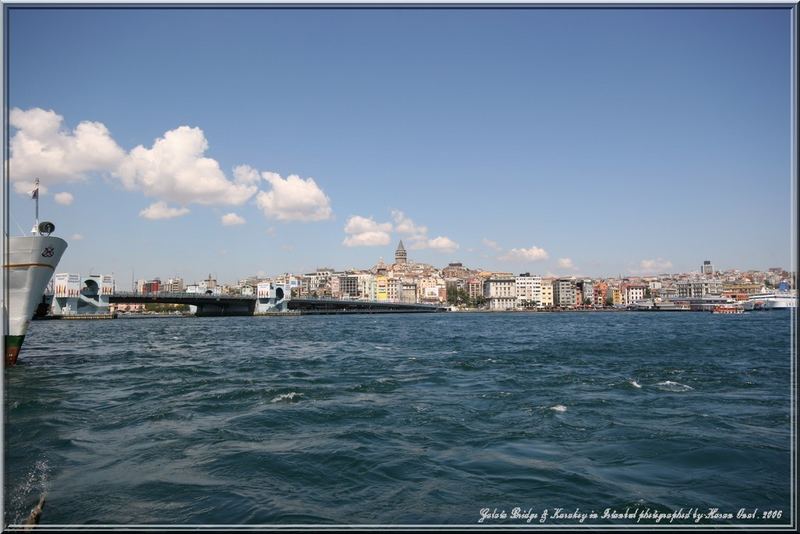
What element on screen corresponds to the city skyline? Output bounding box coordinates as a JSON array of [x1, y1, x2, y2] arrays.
[[6, 7, 794, 284]]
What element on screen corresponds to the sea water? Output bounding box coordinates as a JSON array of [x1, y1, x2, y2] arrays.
[[3, 312, 793, 525]]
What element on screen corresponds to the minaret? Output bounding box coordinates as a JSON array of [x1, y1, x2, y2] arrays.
[[395, 240, 407, 264]]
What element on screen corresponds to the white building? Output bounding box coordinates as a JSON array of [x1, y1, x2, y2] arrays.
[[484, 278, 516, 310], [515, 274, 542, 308], [623, 284, 646, 305]]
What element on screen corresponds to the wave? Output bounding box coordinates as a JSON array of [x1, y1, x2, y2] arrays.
[[270, 392, 304, 403], [629, 379, 642, 389], [655, 380, 694, 392], [550, 404, 568, 412]]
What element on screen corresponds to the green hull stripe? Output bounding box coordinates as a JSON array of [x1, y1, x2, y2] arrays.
[[5, 335, 26, 350]]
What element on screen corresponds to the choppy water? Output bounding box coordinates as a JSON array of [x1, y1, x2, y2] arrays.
[[4, 312, 794, 526]]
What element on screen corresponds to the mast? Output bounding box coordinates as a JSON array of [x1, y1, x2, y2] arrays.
[[31, 178, 40, 235]]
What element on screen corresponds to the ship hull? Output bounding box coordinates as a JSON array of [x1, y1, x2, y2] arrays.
[[742, 294, 797, 311], [4, 235, 67, 366]]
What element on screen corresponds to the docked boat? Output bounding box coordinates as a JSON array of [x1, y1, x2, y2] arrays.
[[742, 291, 797, 311], [4, 181, 68, 366], [712, 304, 744, 314]]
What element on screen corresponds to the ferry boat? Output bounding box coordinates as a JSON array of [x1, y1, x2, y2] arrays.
[[4, 181, 68, 366], [742, 291, 797, 311], [712, 304, 744, 314]]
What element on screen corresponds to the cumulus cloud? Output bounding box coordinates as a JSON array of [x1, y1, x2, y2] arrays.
[[482, 238, 501, 251], [117, 126, 257, 206], [416, 236, 459, 253], [631, 258, 673, 274], [221, 212, 246, 226], [500, 246, 549, 262], [233, 164, 261, 185], [9, 107, 125, 193], [54, 192, 74, 205], [391, 210, 428, 239], [390, 209, 458, 252], [343, 215, 392, 247], [256, 172, 333, 221], [139, 201, 190, 220], [558, 258, 577, 270]]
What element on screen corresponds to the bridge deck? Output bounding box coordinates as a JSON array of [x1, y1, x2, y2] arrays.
[[109, 293, 448, 313]]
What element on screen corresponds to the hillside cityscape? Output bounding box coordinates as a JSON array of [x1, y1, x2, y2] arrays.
[[62, 241, 796, 313]]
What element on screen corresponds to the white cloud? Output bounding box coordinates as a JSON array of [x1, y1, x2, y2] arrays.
[[391, 210, 427, 239], [558, 258, 577, 270], [482, 238, 501, 251], [70, 233, 84, 241], [54, 192, 74, 205], [390, 209, 458, 251], [221, 212, 246, 226], [116, 126, 257, 206], [631, 258, 673, 274], [9, 107, 125, 193], [500, 246, 549, 262], [342, 215, 392, 247], [139, 201, 190, 220], [418, 236, 459, 253], [256, 172, 332, 221], [233, 164, 261, 185]]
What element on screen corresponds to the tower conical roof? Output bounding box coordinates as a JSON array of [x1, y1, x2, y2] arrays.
[[396, 240, 405, 252]]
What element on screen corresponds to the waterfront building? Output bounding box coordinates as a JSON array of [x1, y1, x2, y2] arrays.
[[612, 287, 623, 306], [553, 278, 577, 308], [401, 282, 417, 304], [577, 279, 594, 306], [659, 286, 678, 300], [387, 277, 403, 302], [515, 273, 542, 308], [540, 278, 554, 308], [164, 277, 185, 293], [143, 278, 161, 294], [466, 277, 484, 301], [339, 275, 359, 299], [593, 281, 608, 307], [677, 278, 723, 298], [374, 274, 389, 301], [358, 273, 375, 300], [330, 276, 341, 298], [395, 241, 407, 265], [484, 278, 516, 310], [622, 283, 646, 305], [722, 282, 762, 296], [417, 276, 446, 303]]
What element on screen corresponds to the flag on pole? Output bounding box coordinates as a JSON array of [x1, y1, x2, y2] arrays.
[[31, 178, 39, 200]]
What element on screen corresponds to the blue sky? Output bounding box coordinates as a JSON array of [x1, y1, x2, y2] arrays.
[[6, 7, 794, 288]]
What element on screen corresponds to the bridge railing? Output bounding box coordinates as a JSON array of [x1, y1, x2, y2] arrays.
[[111, 291, 252, 301]]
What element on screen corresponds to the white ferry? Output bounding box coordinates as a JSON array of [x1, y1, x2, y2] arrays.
[[742, 291, 797, 311], [4, 182, 68, 366]]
